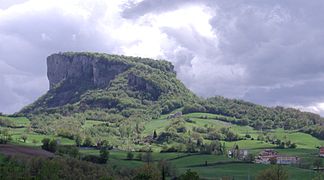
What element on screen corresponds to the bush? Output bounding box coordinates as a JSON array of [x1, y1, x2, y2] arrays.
[[256, 165, 288, 180], [0, 129, 11, 144], [99, 148, 109, 164], [41, 138, 57, 153], [21, 134, 28, 143], [182, 103, 206, 114], [160, 146, 178, 153], [83, 137, 93, 147], [82, 155, 101, 163], [142, 151, 153, 163], [178, 169, 200, 180], [185, 118, 195, 123], [289, 143, 297, 149], [57, 145, 79, 158], [127, 152, 134, 160], [136, 153, 143, 161]]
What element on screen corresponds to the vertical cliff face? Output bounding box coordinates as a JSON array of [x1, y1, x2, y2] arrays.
[[43, 53, 133, 107], [47, 54, 130, 90]]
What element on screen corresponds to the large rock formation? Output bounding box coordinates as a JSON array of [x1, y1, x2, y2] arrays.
[[20, 52, 195, 115]]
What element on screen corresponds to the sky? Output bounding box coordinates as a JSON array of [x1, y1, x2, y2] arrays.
[[1, 0, 324, 115]]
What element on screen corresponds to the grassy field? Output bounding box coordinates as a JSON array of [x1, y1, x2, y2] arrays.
[[1, 113, 324, 179], [0, 116, 75, 146], [0, 116, 30, 127], [179, 163, 317, 180], [79, 149, 317, 179], [82, 120, 105, 129]]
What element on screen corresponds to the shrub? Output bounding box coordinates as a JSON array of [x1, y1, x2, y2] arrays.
[[83, 137, 93, 147], [21, 134, 28, 143], [41, 138, 57, 153], [160, 146, 178, 153], [82, 155, 101, 163], [99, 148, 109, 164], [178, 169, 200, 180], [127, 152, 134, 160]]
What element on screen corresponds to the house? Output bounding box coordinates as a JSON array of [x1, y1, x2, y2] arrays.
[[255, 149, 300, 165], [255, 149, 278, 164], [228, 149, 249, 160], [277, 155, 300, 165], [319, 147, 324, 157]]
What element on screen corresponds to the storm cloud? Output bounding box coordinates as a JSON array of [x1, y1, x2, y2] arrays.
[[1, 0, 324, 115]]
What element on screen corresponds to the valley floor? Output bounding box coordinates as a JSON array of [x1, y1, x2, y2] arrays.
[[1, 113, 324, 179]]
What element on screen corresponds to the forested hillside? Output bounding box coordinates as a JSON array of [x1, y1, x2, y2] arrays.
[[17, 52, 324, 141]]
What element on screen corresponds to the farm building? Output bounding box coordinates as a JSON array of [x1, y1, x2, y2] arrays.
[[276, 155, 300, 165], [319, 147, 324, 157], [255, 149, 300, 165], [255, 149, 278, 164], [228, 149, 248, 160]]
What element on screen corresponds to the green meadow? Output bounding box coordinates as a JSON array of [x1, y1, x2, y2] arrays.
[[1, 113, 324, 179]]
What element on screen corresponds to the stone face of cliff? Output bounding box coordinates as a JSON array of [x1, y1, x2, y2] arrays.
[[47, 54, 130, 90]]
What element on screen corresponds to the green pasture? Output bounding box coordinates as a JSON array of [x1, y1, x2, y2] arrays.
[[0, 116, 30, 127]]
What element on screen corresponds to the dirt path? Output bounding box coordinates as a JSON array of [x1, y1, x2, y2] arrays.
[[0, 144, 54, 157]]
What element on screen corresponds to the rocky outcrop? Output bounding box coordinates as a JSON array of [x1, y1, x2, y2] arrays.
[[127, 73, 161, 100], [20, 52, 195, 115], [47, 53, 130, 89]]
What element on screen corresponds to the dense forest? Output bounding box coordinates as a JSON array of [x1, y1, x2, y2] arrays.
[[182, 96, 324, 138]]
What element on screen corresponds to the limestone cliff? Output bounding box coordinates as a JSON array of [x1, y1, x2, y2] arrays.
[[47, 54, 130, 89]]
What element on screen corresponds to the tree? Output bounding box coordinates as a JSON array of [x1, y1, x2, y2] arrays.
[[99, 148, 109, 164], [178, 169, 200, 180], [0, 129, 11, 144], [21, 134, 28, 143], [278, 142, 285, 149], [49, 139, 58, 153], [127, 152, 134, 160], [142, 151, 153, 164], [314, 159, 323, 170], [41, 138, 57, 153], [244, 154, 255, 163], [256, 165, 288, 180], [153, 130, 158, 139], [75, 134, 82, 147], [196, 138, 203, 147], [41, 138, 51, 151], [133, 164, 161, 180], [158, 160, 176, 179], [289, 143, 297, 149], [83, 137, 93, 147]]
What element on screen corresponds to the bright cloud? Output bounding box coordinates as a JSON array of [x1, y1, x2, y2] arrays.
[[1, 0, 324, 116]]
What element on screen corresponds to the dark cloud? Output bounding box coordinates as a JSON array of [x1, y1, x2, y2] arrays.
[[122, 0, 194, 19], [1, 0, 324, 115], [0, 1, 120, 113], [122, 0, 324, 114]]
